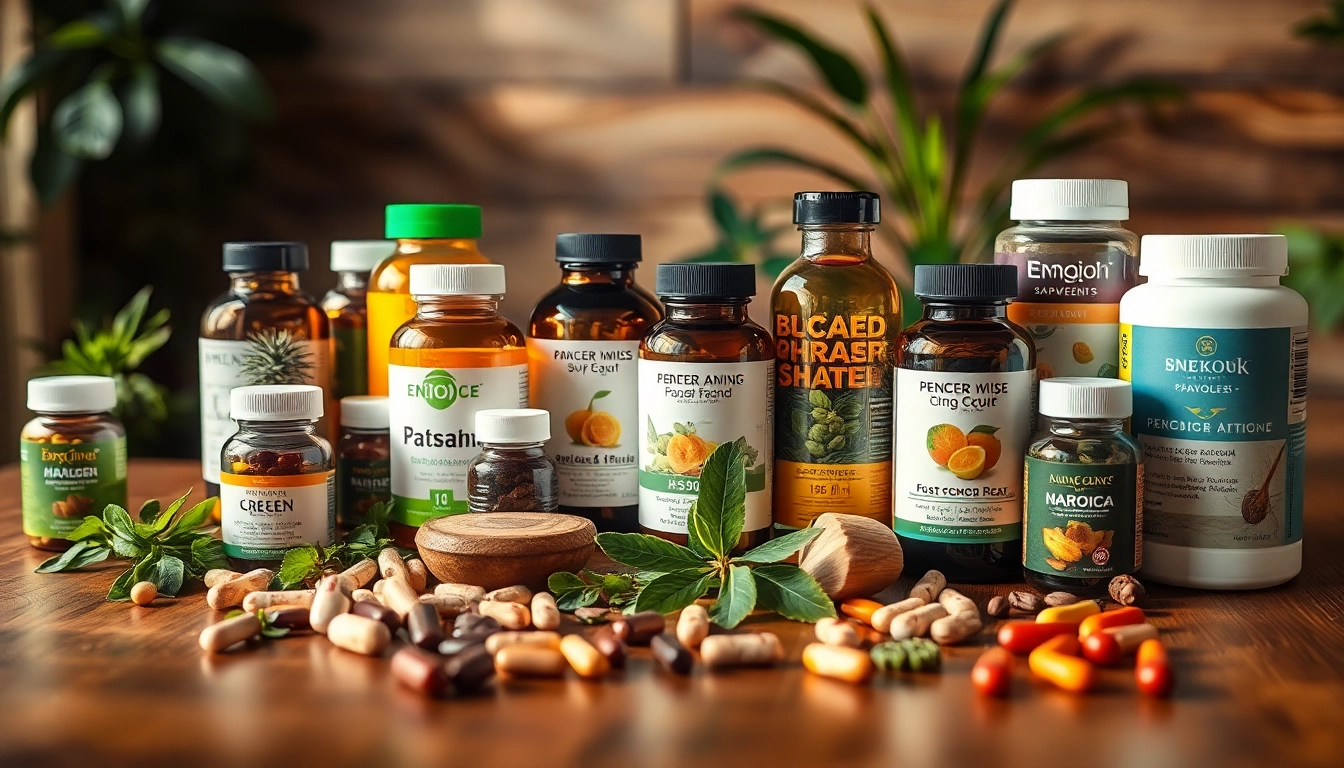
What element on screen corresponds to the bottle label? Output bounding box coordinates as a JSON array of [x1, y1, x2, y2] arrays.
[[198, 337, 331, 484], [20, 436, 128, 539], [337, 455, 391, 527], [637, 359, 773, 535], [528, 339, 639, 508], [773, 312, 893, 528], [388, 362, 529, 526], [995, 249, 1132, 378], [1120, 324, 1306, 549], [333, 326, 368, 399], [893, 368, 1034, 542], [1023, 458, 1143, 577], [220, 471, 335, 560]]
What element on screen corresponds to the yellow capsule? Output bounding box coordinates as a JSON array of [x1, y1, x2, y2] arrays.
[[1036, 600, 1101, 625]]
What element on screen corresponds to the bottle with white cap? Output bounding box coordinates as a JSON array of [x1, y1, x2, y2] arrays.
[[1024, 377, 1142, 597], [466, 408, 559, 513], [220, 384, 334, 569], [323, 240, 397, 402], [387, 263, 527, 546], [995, 179, 1138, 380], [20, 376, 127, 551], [1120, 234, 1307, 589]]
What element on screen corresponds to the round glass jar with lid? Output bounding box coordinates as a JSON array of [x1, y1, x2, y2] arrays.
[[466, 408, 559, 513]]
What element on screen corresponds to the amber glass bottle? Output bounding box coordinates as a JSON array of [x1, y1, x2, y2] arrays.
[[367, 205, 490, 396], [387, 264, 527, 548], [639, 263, 773, 553], [772, 191, 899, 531], [200, 242, 330, 501], [323, 240, 396, 404], [894, 264, 1035, 583], [529, 233, 662, 533]]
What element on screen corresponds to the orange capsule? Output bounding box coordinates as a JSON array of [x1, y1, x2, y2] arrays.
[[1029, 634, 1095, 693], [839, 598, 884, 626], [1078, 606, 1145, 638], [1135, 638, 1174, 697]]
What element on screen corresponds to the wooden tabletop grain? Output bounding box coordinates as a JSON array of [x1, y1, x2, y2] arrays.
[[3, 403, 1344, 768]]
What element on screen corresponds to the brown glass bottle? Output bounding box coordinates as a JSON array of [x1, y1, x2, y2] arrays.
[[638, 263, 773, 553], [529, 234, 662, 533], [323, 241, 396, 410], [200, 243, 331, 504], [894, 264, 1034, 583]]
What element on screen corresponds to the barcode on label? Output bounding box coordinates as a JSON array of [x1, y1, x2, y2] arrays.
[[1290, 329, 1308, 415]]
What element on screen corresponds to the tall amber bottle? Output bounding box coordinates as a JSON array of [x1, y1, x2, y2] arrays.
[[387, 264, 527, 547], [367, 204, 490, 396], [529, 234, 662, 533], [200, 242, 330, 500], [772, 191, 899, 530], [638, 263, 773, 552]]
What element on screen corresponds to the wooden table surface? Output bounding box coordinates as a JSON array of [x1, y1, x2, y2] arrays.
[[3, 406, 1344, 768]]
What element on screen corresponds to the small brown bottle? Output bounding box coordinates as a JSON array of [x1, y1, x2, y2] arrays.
[[528, 234, 662, 532], [638, 263, 773, 552], [894, 264, 1035, 583]]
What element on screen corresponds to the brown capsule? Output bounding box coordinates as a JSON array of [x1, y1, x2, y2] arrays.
[[592, 629, 627, 670], [612, 611, 665, 646], [407, 602, 445, 651], [438, 637, 486, 656], [447, 645, 496, 693], [351, 599, 401, 636], [1007, 591, 1044, 613], [651, 633, 693, 675], [454, 614, 501, 638], [266, 607, 312, 631], [1044, 591, 1081, 607], [391, 646, 450, 696], [986, 595, 1010, 618]]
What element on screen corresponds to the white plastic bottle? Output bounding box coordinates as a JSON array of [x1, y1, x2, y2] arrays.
[[1119, 234, 1307, 589]]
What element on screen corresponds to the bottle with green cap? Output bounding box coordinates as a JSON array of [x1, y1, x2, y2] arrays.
[[367, 204, 490, 396]]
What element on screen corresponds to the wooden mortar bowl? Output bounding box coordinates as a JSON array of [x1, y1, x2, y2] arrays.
[[415, 513, 596, 591]]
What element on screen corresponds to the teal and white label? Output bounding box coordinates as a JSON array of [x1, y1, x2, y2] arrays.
[[388, 362, 528, 526], [637, 359, 773, 535], [1121, 324, 1306, 549]]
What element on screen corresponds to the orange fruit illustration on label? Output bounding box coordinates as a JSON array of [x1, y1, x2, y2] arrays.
[[1072, 342, 1094, 364], [966, 425, 1001, 470], [666, 433, 710, 475], [926, 423, 967, 467], [564, 410, 590, 443], [947, 445, 986, 480], [581, 412, 621, 447]]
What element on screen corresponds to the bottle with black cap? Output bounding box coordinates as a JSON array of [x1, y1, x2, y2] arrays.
[[528, 234, 662, 533], [638, 262, 773, 552], [772, 191, 899, 532], [200, 242, 331, 501], [893, 264, 1035, 582]]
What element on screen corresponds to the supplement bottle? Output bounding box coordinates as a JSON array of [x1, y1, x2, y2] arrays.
[[1120, 234, 1306, 589], [1024, 378, 1142, 597], [894, 264, 1035, 582], [639, 263, 773, 552], [772, 191, 899, 530], [200, 242, 331, 501], [388, 264, 527, 546], [323, 240, 396, 404], [367, 204, 490, 395], [528, 233, 662, 532], [20, 376, 127, 551], [336, 395, 391, 531], [220, 385, 334, 570], [995, 179, 1137, 379], [466, 408, 559, 513]]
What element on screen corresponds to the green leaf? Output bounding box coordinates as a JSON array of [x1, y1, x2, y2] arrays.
[[688, 441, 747, 560], [1, 49, 71, 139], [710, 188, 743, 239], [166, 497, 215, 536], [103, 504, 135, 535], [635, 570, 714, 615], [595, 532, 707, 573], [547, 571, 587, 594], [557, 587, 601, 611], [115, 0, 150, 23], [119, 63, 161, 146], [66, 516, 109, 542], [752, 564, 836, 623], [34, 541, 110, 573], [138, 499, 162, 524], [155, 37, 271, 119], [46, 19, 113, 50], [707, 564, 756, 628], [735, 9, 867, 106], [52, 81, 123, 160], [30, 126, 83, 205], [107, 565, 138, 601], [149, 555, 186, 597], [190, 536, 228, 574], [277, 545, 320, 588], [733, 527, 823, 564]]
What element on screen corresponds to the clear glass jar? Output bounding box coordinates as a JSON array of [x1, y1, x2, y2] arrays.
[[466, 409, 559, 513], [220, 385, 334, 570]]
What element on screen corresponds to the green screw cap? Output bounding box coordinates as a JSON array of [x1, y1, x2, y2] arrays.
[[385, 204, 483, 239]]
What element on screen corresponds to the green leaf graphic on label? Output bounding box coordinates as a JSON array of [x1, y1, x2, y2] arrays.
[[418, 369, 461, 410]]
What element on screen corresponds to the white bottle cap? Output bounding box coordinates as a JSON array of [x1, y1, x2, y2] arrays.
[[331, 240, 396, 273], [1010, 179, 1129, 221], [1139, 234, 1288, 278], [475, 408, 550, 444], [1038, 377, 1132, 419], [27, 375, 117, 413], [340, 395, 388, 430], [231, 385, 324, 421], [409, 264, 506, 296]]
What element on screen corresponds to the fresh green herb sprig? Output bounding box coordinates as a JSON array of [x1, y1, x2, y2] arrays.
[[275, 501, 403, 589], [583, 440, 837, 629], [547, 570, 642, 613], [35, 489, 227, 601]]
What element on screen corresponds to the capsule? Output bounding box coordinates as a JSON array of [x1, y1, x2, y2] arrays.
[[531, 592, 561, 631], [405, 558, 429, 592], [380, 576, 421, 619], [495, 645, 567, 677], [447, 645, 496, 693], [484, 585, 533, 605], [391, 646, 450, 696], [701, 633, 783, 669], [1035, 600, 1101, 625], [478, 600, 531, 631], [378, 547, 409, 582], [435, 583, 487, 602], [802, 643, 873, 684], [338, 558, 378, 592], [814, 617, 861, 648], [676, 605, 710, 649], [453, 613, 501, 638], [560, 634, 610, 679], [438, 637, 487, 657], [327, 613, 392, 656], [206, 568, 273, 610], [839, 598, 884, 626], [651, 633, 693, 675], [351, 599, 401, 636], [870, 597, 924, 634], [265, 607, 312, 631], [592, 629, 627, 670], [242, 589, 315, 613], [1078, 606, 1145, 638], [419, 593, 470, 618], [198, 613, 262, 653], [407, 602, 445, 651], [485, 631, 562, 656], [309, 575, 351, 635], [612, 611, 665, 645], [203, 568, 243, 589]]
